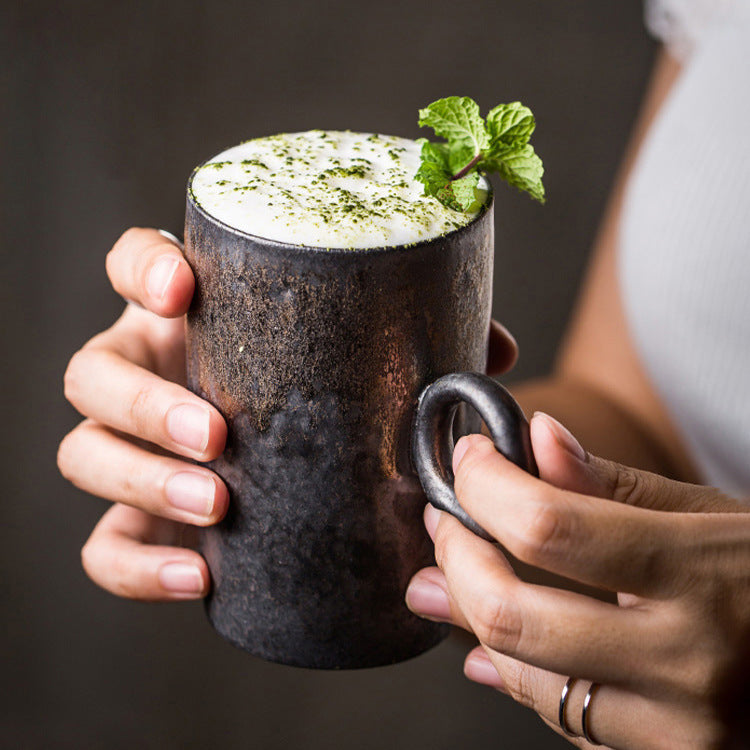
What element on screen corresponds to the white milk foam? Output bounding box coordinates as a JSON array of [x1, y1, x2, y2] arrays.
[[190, 131, 487, 249]]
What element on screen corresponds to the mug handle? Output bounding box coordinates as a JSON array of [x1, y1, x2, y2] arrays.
[[411, 372, 538, 541]]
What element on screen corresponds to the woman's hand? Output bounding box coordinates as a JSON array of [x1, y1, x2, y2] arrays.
[[406, 413, 750, 749], [57, 228, 229, 601], [58, 226, 519, 603]]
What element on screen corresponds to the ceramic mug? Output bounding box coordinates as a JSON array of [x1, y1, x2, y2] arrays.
[[184, 176, 535, 669]]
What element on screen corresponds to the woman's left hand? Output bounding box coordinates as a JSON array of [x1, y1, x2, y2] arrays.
[[406, 412, 750, 749]]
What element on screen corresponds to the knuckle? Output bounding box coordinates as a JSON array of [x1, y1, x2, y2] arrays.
[[652, 605, 730, 705], [111, 567, 141, 599], [471, 589, 523, 654], [432, 514, 468, 572], [433, 521, 453, 570], [56, 431, 76, 481], [515, 500, 568, 564], [104, 246, 117, 279], [107, 228, 138, 269], [57, 421, 96, 487], [120, 226, 142, 242], [453, 438, 494, 500], [63, 349, 88, 405], [120, 470, 137, 499], [502, 660, 537, 709], [80, 537, 100, 582], [610, 464, 648, 507], [686, 646, 732, 705], [118, 226, 143, 249], [127, 383, 158, 434], [81, 517, 144, 599], [108, 227, 158, 295], [88, 543, 140, 600]]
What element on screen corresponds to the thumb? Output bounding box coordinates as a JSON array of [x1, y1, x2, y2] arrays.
[[529, 412, 743, 513]]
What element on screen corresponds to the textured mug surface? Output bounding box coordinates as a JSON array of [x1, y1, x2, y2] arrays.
[[183, 183, 494, 669]]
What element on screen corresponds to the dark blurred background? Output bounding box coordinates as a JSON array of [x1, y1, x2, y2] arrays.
[[2, 1, 655, 747]]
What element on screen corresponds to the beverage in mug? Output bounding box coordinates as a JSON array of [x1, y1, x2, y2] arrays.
[[184, 131, 531, 669], [189, 130, 486, 247]]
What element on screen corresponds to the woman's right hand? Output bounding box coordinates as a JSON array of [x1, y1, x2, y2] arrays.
[[58, 227, 518, 603], [57, 228, 229, 601]]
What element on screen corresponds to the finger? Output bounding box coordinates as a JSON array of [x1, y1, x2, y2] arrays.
[[81, 504, 210, 601], [64, 347, 226, 461], [426, 508, 653, 685], [464, 648, 594, 748], [106, 227, 194, 317], [407, 564, 474, 628], [463, 646, 508, 691], [406, 507, 519, 632], [538, 717, 599, 750], [408, 508, 611, 632], [486, 319, 518, 376], [58, 420, 229, 525], [79, 302, 188, 386], [464, 648, 613, 749], [80, 303, 178, 373], [452, 433, 683, 596], [530, 412, 747, 513], [467, 647, 713, 750]]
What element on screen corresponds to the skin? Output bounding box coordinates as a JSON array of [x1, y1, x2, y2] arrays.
[[57, 49, 750, 748]]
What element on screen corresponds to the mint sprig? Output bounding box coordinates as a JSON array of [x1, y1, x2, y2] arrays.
[[416, 96, 545, 211]]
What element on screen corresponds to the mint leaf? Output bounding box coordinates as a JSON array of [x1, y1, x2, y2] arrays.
[[414, 140, 452, 197], [451, 173, 484, 212], [483, 145, 545, 203], [436, 172, 483, 212], [418, 97, 489, 158], [415, 136, 484, 209], [416, 96, 545, 209], [486, 102, 535, 150], [418, 139, 451, 170]]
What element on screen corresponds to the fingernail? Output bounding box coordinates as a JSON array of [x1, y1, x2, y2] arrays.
[[424, 503, 441, 539], [158, 562, 204, 595], [405, 577, 452, 622], [535, 412, 587, 462], [146, 257, 180, 301], [464, 650, 506, 691], [166, 404, 210, 453], [453, 436, 471, 472], [165, 471, 216, 517]]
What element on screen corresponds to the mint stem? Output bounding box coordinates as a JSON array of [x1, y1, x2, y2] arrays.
[[451, 152, 482, 181]]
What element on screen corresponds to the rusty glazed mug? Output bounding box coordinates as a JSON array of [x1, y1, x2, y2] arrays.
[[184, 179, 535, 669]]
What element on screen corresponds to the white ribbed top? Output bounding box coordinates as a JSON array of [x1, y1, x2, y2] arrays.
[[644, 0, 737, 59], [619, 1, 750, 496]]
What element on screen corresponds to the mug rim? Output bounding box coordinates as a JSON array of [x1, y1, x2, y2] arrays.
[[186, 150, 494, 257]]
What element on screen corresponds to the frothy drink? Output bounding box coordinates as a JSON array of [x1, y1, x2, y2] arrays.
[[190, 130, 487, 248]]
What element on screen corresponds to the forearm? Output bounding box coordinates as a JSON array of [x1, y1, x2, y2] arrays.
[[510, 376, 693, 481]]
